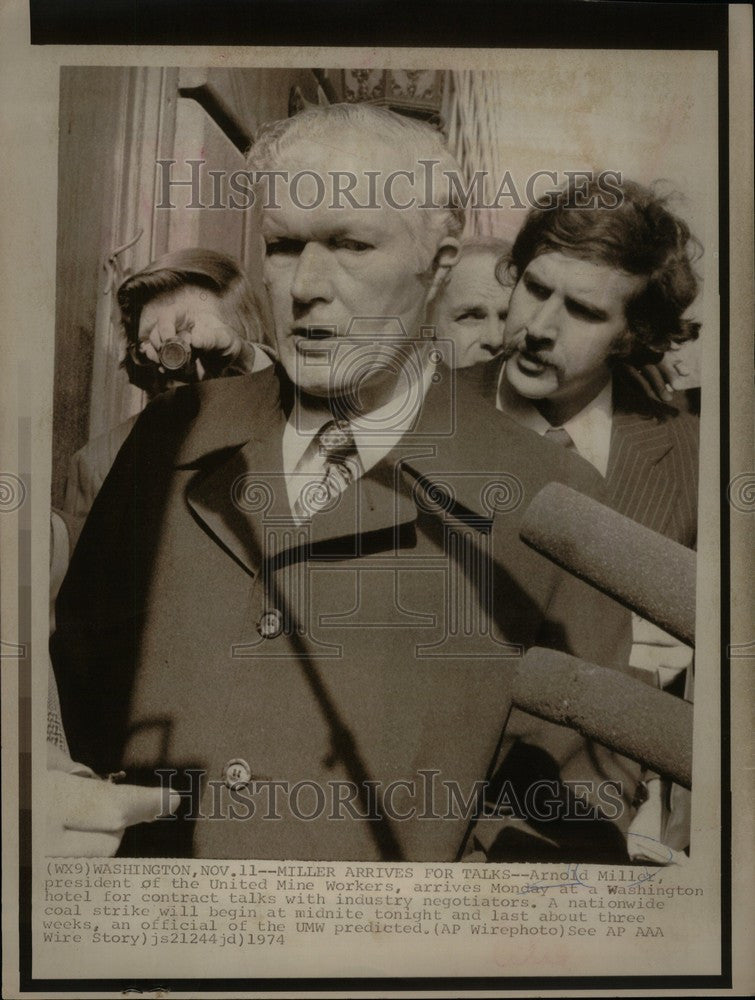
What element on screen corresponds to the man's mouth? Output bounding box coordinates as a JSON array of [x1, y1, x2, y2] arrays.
[[514, 349, 551, 375]]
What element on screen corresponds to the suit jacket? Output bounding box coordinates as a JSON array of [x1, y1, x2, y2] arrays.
[[459, 359, 699, 860], [63, 414, 139, 522], [52, 364, 636, 861], [466, 357, 699, 548]]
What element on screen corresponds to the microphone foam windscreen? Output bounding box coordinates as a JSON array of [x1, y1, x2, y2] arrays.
[[520, 482, 696, 645], [514, 647, 693, 787]]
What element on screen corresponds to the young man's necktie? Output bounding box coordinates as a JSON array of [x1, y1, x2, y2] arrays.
[[544, 426, 576, 451]]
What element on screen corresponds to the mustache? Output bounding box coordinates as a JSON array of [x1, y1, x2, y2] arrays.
[[504, 332, 560, 371]]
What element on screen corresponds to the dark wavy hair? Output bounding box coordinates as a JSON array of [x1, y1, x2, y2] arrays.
[[117, 248, 270, 393], [498, 178, 702, 366]]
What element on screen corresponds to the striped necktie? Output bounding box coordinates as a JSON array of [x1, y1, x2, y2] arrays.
[[544, 426, 575, 451], [293, 419, 362, 520]]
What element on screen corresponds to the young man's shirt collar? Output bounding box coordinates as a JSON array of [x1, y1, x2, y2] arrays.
[[496, 361, 614, 477]]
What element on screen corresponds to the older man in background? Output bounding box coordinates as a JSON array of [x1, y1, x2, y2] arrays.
[[428, 236, 512, 370]]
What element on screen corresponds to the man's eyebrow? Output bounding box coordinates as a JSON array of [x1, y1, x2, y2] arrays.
[[327, 226, 363, 239], [564, 293, 609, 319], [523, 268, 551, 285], [524, 264, 610, 318]]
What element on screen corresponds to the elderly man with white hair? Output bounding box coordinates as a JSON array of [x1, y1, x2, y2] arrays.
[[50, 103, 635, 862]]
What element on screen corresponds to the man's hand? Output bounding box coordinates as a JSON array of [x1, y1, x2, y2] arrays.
[[46, 770, 180, 857], [626, 339, 702, 402], [136, 287, 246, 379]]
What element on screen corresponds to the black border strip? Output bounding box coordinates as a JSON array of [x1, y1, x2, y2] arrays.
[[30, 0, 728, 50], [20, 0, 733, 992], [16, 974, 735, 992]]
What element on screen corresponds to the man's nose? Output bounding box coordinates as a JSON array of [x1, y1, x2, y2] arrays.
[[524, 297, 560, 344], [291, 243, 334, 307], [524, 327, 555, 353], [479, 318, 505, 351]]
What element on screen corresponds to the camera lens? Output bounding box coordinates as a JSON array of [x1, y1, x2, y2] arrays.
[[159, 339, 191, 371]]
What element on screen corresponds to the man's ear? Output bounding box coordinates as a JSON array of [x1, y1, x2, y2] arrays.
[[425, 237, 461, 306], [611, 326, 636, 361]]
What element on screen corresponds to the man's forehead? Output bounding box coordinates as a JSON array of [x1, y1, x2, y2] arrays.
[[141, 284, 220, 307], [446, 254, 502, 293], [260, 174, 437, 246], [256, 128, 448, 250], [261, 208, 397, 240], [276, 129, 412, 170], [528, 252, 646, 301]]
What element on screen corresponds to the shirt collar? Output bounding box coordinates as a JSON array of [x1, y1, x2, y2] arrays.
[[496, 361, 614, 477], [283, 349, 436, 478]]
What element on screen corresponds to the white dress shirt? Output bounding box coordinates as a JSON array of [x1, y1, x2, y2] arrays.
[[496, 361, 614, 477], [282, 356, 436, 515]]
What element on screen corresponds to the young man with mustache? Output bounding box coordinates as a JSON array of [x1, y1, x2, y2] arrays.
[[469, 178, 700, 861], [479, 177, 700, 549]]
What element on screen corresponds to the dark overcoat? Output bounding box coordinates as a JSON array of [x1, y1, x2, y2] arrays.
[[52, 364, 635, 860]]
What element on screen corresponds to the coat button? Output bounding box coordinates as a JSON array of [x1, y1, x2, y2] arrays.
[[223, 759, 251, 789], [258, 608, 283, 639]]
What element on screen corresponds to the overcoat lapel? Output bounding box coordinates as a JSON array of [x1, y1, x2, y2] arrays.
[[187, 418, 288, 578], [397, 364, 495, 523], [184, 367, 426, 575], [176, 368, 283, 579]]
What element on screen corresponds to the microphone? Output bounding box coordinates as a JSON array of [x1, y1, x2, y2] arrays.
[[519, 482, 696, 646], [513, 647, 693, 787]]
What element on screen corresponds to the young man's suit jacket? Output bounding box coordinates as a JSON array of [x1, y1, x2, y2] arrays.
[[463, 357, 699, 858], [467, 357, 699, 548], [52, 364, 636, 861]]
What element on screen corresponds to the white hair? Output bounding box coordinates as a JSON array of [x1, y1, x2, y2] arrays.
[[248, 103, 466, 257]]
